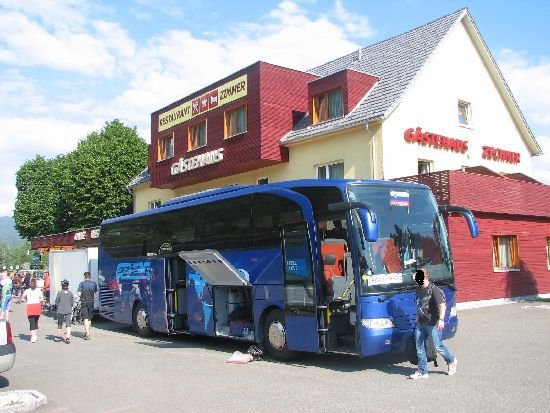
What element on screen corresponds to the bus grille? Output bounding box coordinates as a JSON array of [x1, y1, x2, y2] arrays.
[[99, 286, 115, 318]]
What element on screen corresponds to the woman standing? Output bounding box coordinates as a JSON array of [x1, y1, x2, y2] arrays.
[[21, 278, 44, 343]]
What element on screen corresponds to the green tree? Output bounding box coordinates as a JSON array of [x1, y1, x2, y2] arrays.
[[62, 119, 148, 229], [14, 156, 61, 239], [13, 119, 148, 238]]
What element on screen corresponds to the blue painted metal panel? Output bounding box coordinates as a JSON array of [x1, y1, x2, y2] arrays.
[[150, 261, 168, 333], [358, 287, 458, 357], [286, 315, 319, 352], [186, 271, 215, 335]]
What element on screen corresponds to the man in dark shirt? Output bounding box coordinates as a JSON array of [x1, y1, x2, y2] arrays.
[[409, 268, 457, 379], [77, 271, 97, 340]]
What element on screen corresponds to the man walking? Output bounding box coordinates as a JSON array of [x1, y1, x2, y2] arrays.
[[77, 271, 97, 340], [409, 268, 458, 379], [55, 279, 74, 343]]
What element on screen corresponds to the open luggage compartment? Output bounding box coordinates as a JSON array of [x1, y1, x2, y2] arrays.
[[214, 286, 254, 340]]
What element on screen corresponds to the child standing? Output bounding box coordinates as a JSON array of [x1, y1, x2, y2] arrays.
[[21, 278, 44, 343], [55, 280, 74, 343]]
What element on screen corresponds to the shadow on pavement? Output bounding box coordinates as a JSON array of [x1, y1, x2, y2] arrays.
[[16, 333, 30, 342], [89, 316, 417, 374]]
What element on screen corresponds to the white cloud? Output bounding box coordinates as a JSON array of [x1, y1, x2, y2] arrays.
[[0, 117, 97, 216], [58, 0, 368, 139], [0, 0, 375, 218], [0, 11, 119, 77], [497, 49, 550, 184], [333, 0, 375, 39], [0, 70, 48, 114]]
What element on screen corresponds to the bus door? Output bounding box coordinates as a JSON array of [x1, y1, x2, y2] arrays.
[[282, 222, 319, 353], [149, 258, 169, 333]]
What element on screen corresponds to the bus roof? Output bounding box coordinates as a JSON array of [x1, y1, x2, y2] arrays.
[[102, 178, 428, 225]]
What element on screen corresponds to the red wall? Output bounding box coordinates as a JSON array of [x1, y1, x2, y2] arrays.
[[149, 62, 315, 189], [260, 63, 316, 161], [450, 215, 550, 302], [446, 172, 550, 302]]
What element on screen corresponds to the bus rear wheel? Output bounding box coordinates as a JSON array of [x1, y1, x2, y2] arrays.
[[263, 309, 297, 361], [133, 302, 153, 337]]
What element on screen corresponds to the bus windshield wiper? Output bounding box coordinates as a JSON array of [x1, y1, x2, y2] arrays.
[[378, 285, 416, 302]]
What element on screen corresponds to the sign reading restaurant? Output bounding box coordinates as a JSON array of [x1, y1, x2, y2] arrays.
[[158, 75, 248, 132]]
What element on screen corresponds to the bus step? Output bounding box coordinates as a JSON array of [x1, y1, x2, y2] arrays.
[[318, 328, 329, 334], [166, 289, 175, 293], [167, 313, 176, 318]]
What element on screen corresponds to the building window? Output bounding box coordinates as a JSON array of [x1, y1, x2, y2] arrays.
[[317, 161, 344, 179], [418, 160, 433, 175], [492, 235, 520, 271], [188, 121, 206, 151], [458, 100, 471, 127], [148, 200, 161, 210], [313, 88, 343, 124], [225, 105, 247, 138], [158, 133, 174, 161], [547, 237, 550, 270], [257, 177, 268, 185]]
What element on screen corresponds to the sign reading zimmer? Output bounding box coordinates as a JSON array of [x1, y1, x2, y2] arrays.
[[158, 75, 247, 132]]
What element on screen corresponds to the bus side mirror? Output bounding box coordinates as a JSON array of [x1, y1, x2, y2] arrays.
[[438, 205, 479, 238], [358, 208, 378, 242]]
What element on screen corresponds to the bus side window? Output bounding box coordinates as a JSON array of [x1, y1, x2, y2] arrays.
[[253, 194, 304, 248], [154, 207, 197, 254], [197, 196, 252, 250], [102, 215, 154, 258]]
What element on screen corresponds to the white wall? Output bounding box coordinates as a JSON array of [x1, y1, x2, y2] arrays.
[[383, 19, 534, 179]]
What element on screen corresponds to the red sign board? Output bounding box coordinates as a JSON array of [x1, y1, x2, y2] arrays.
[[404, 127, 468, 153]]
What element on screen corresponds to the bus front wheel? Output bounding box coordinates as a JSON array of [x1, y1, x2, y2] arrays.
[[133, 302, 153, 337], [263, 309, 297, 361]]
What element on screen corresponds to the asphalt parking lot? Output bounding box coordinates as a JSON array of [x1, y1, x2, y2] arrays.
[[1, 299, 549, 412]]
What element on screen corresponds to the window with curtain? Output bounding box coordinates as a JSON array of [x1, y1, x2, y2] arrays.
[[313, 88, 343, 124], [188, 121, 206, 151], [418, 160, 433, 174], [317, 161, 344, 179], [458, 100, 472, 126], [492, 235, 520, 271], [158, 134, 174, 161], [225, 105, 247, 138]]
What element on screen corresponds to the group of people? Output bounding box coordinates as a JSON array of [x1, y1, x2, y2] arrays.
[[0, 270, 97, 344]]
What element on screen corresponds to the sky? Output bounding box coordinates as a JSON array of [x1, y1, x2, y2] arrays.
[[1, 0, 549, 217]]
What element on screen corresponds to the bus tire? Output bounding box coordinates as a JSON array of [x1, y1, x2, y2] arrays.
[[263, 309, 297, 361], [132, 302, 153, 337]]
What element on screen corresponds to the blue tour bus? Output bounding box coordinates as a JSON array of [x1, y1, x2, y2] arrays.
[[98, 179, 478, 360]]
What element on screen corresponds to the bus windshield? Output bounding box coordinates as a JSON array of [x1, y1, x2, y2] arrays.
[[347, 183, 453, 295]]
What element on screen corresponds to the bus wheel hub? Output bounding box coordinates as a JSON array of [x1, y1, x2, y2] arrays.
[[268, 321, 286, 350], [136, 309, 148, 330]]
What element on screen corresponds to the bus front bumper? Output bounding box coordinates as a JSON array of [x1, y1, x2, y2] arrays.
[[358, 316, 458, 358]]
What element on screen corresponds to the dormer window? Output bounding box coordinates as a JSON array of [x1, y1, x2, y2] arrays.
[[313, 88, 343, 124]]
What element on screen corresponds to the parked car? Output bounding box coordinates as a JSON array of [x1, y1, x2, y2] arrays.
[[0, 319, 15, 373]]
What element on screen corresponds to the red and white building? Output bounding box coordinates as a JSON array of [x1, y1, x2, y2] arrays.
[[35, 9, 550, 304]]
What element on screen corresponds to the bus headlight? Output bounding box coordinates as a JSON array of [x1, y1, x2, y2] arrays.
[[449, 306, 457, 318], [361, 318, 394, 329]]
